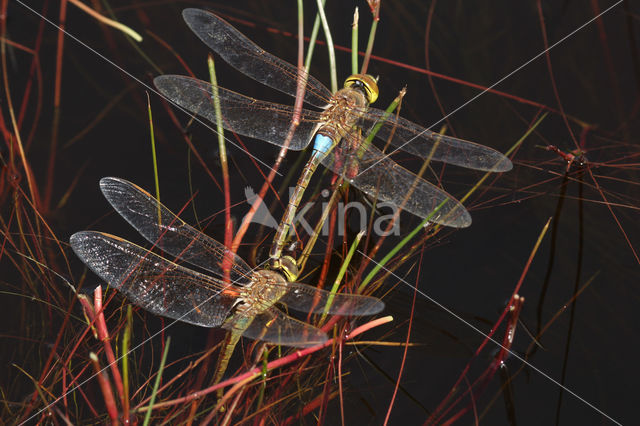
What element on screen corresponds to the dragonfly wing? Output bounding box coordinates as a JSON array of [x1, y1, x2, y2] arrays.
[[182, 8, 332, 108], [364, 108, 512, 172], [154, 75, 319, 151], [99, 177, 252, 284], [321, 143, 472, 227], [70, 231, 239, 328], [279, 282, 384, 316], [223, 307, 327, 347]]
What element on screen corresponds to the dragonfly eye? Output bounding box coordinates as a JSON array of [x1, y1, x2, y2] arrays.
[[278, 256, 299, 282], [344, 74, 379, 104]]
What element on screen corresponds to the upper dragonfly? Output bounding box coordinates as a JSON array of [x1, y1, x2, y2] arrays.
[[70, 177, 384, 388], [154, 9, 513, 278]]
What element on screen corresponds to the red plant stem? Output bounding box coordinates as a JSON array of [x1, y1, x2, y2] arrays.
[[62, 367, 68, 412], [354, 91, 412, 283], [93, 287, 127, 419], [318, 202, 337, 287], [234, 13, 582, 124], [0, 93, 9, 140], [283, 390, 339, 425], [377, 54, 567, 117], [136, 316, 393, 412], [383, 247, 423, 425], [359, 0, 380, 74], [590, 0, 624, 129], [89, 353, 119, 425], [14, 213, 78, 423], [156, 100, 221, 191], [585, 165, 640, 266], [52, 0, 65, 113], [424, 0, 456, 138], [43, 0, 68, 211], [439, 375, 478, 426], [16, 7, 46, 133], [317, 341, 336, 425], [75, 377, 100, 418], [205, 52, 234, 255], [58, 344, 100, 416], [256, 352, 316, 420], [556, 2, 640, 271], [185, 328, 220, 424], [0, 0, 40, 209], [495, 296, 524, 366], [146, 31, 195, 78], [426, 219, 550, 425], [229, 11, 309, 261], [338, 339, 345, 425], [535, 0, 579, 149], [441, 295, 524, 425]]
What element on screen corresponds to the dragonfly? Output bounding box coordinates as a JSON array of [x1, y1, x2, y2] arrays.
[[70, 177, 384, 390], [154, 8, 513, 279]]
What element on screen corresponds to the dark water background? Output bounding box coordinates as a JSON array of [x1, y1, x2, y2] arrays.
[[3, 0, 639, 424]]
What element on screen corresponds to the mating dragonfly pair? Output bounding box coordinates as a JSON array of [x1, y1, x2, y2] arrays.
[[71, 9, 511, 379], [71, 177, 384, 386]]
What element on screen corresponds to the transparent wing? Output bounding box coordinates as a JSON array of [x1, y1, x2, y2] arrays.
[[182, 8, 332, 108], [154, 75, 320, 151], [99, 177, 252, 284], [321, 143, 472, 227], [279, 282, 384, 316], [176, 9, 512, 173], [70, 231, 240, 327], [364, 107, 513, 172], [224, 307, 327, 347]]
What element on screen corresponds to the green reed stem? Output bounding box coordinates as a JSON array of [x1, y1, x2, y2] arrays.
[[296, 180, 342, 276], [457, 112, 546, 207], [121, 305, 132, 421], [322, 230, 365, 321], [358, 199, 445, 292], [146, 93, 162, 225], [351, 7, 359, 74], [147, 93, 160, 200], [142, 336, 171, 426], [359, 88, 405, 156], [208, 54, 233, 249], [359, 112, 546, 291], [315, 0, 338, 92], [256, 349, 269, 409], [305, 0, 325, 70], [360, 1, 380, 74]]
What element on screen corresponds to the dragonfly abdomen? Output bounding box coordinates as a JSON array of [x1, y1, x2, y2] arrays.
[[270, 90, 369, 268], [269, 150, 324, 263]]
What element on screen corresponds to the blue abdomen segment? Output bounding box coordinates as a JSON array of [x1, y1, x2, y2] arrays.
[[312, 134, 335, 155]]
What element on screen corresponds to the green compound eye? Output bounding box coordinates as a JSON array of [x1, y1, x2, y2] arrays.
[[344, 74, 379, 104]]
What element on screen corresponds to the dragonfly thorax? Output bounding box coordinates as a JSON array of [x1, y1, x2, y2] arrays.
[[318, 89, 369, 144], [238, 270, 289, 314]]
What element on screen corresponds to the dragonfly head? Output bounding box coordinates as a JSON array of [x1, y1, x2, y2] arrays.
[[344, 74, 379, 104], [276, 255, 299, 282]]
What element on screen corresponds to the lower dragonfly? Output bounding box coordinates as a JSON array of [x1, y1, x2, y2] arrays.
[[154, 9, 513, 280], [70, 177, 384, 392]]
